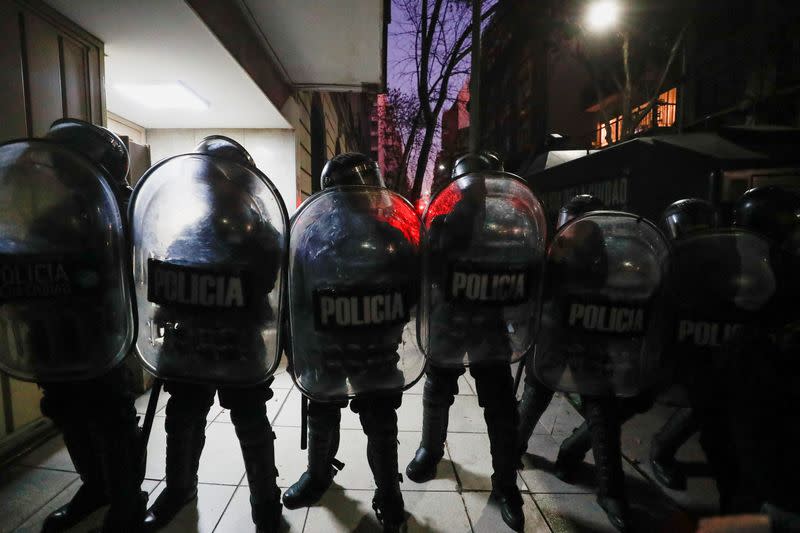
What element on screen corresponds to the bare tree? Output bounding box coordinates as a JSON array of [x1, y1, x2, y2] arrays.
[[392, 0, 498, 201]]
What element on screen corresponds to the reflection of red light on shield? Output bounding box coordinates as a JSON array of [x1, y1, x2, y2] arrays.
[[423, 185, 462, 228], [374, 194, 421, 247]]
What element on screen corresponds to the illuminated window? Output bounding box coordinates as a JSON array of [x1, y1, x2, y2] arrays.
[[594, 87, 678, 147]]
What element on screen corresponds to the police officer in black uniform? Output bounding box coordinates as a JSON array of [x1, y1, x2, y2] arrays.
[[406, 152, 543, 532], [283, 153, 420, 532], [135, 137, 284, 532], [517, 194, 605, 457], [721, 186, 800, 516], [0, 119, 146, 532]]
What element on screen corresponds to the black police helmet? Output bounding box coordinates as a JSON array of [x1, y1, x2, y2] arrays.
[[46, 118, 129, 185], [451, 152, 495, 179], [733, 186, 800, 246], [660, 198, 719, 240], [195, 135, 256, 169], [557, 194, 605, 230], [320, 152, 384, 190], [480, 150, 504, 172]]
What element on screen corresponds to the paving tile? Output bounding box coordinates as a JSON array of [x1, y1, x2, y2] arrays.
[[149, 482, 236, 533], [135, 387, 170, 416], [402, 490, 473, 532], [271, 426, 310, 489], [214, 485, 307, 532], [273, 388, 302, 427], [535, 493, 618, 533], [446, 432, 526, 491], [302, 488, 382, 533], [145, 415, 168, 480], [197, 422, 246, 485], [549, 397, 584, 437], [212, 387, 291, 425], [14, 479, 161, 533], [15, 434, 75, 472], [396, 393, 424, 431], [272, 369, 295, 390], [519, 434, 594, 494], [447, 394, 486, 433], [463, 491, 552, 533], [0, 466, 78, 533], [304, 488, 472, 533]]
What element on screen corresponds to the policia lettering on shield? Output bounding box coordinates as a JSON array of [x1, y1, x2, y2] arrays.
[[0, 119, 146, 531], [284, 153, 425, 532], [129, 136, 289, 532]]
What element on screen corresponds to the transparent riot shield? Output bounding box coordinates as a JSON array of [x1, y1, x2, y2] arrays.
[[0, 140, 134, 382], [669, 228, 776, 366], [533, 212, 671, 397], [420, 173, 546, 368], [289, 186, 424, 402], [130, 154, 288, 386]]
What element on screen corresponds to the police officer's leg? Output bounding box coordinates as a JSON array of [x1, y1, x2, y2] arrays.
[[584, 397, 630, 532], [90, 364, 148, 532], [353, 393, 405, 531], [144, 381, 215, 529], [517, 356, 555, 458], [650, 407, 697, 490], [555, 393, 651, 482], [473, 363, 524, 532], [406, 364, 463, 482], [219, 382, 281, 531], [282, 399, 346, 509], [40, 383, 108, 532]]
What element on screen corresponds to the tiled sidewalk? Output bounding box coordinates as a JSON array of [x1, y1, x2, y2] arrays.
[[0, 360, 707, 532]]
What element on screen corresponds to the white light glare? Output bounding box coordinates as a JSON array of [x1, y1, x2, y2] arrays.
[[114, 81, 209, 111], [438, 164, 446, 170], [586, 0, 620, 33]]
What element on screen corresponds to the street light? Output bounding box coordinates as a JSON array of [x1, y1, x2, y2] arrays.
[[585, 0, 620, 33]]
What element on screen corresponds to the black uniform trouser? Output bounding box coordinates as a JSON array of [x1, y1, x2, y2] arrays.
[[162, 378, 279, 523], [424, 362, 519, 487], [40, 362, 144, 521]]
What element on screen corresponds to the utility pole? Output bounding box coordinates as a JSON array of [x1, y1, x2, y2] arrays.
[[469, 0, 481, 153]]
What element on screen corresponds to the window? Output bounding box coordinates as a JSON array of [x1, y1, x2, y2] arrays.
[[594, 87, 678, 147]]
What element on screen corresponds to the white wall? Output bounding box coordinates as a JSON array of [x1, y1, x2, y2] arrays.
[[146, 128, 297, 213]]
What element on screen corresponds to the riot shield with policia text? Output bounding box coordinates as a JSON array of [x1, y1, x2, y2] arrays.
[[0, 124, 135, 383], [289, 185, 425, 402], [130, 136, 288, 386], [420, 171, 546, 368], [534, 211, 671, 397]]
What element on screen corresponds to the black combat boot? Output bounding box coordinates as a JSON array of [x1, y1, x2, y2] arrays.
[[650, 408, 696, 490], [361, 405, 406, 532], [143, 400, 208, 530], [406, 372, 455, 483], [585, 398, 631, 533], [42, 422, 108, 532], [231, 407, 282, 532], [478, 365, 524, 532], [554, 422, 591, 482], [516, 381, 555, 458], [95, 417, 147, 533], [282, 403, 342, 509]]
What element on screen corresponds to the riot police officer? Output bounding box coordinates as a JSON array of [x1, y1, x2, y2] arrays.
[[720, 186, 800, 515], [406, 152, 546, 532], [284, 153, 424, 532], [129, 137, 288, 532], [0, 119, 146, 531], [532, 198, 671, 532], [517, 194, 605, 459]]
